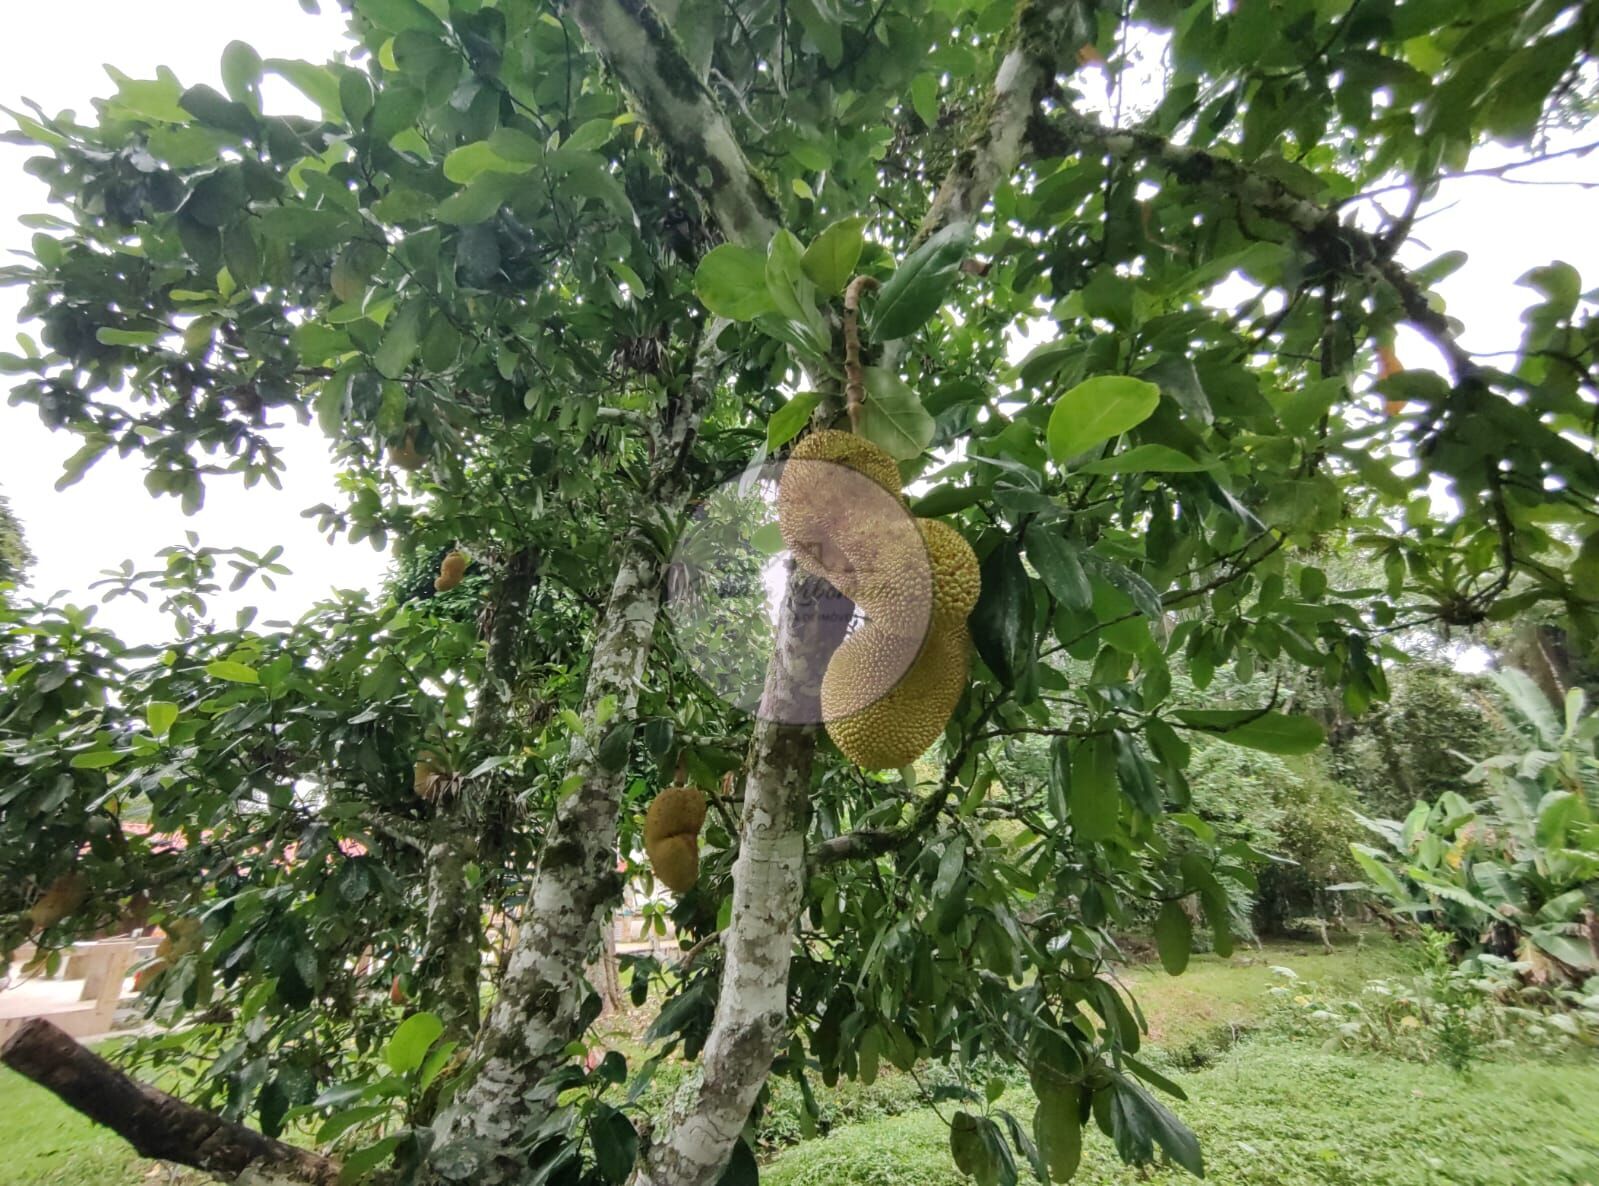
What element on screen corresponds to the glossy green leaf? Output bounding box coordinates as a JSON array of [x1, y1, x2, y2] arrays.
[[801, 216, 866, 295], [384, 1011, 443, 1074], [971, 538, 1034, 689], [1048, 376, 1162, 464], [694, 244, 775, 321], [857, 368, 935, 460], [870, 221, 972, 341], [1153, 900, 1192, 975], [1173, 709, 1325, 754]]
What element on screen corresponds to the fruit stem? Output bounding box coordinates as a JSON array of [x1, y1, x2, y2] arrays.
[[843, 275, 880, 433]]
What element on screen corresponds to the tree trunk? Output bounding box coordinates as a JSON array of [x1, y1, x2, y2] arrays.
[[433, 352, 716, 1173], [416, 550, 540, 1037], [2, 1019, 338, 1186], [639, 573, 851, 1185]]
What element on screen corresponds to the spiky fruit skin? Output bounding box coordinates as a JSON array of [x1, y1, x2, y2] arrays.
[[434, 551, 468, 592], [850, 518, 979, 634], [778, 430, 903, 595], [644, 785, 707, 893], [823, 624, 970, 770]]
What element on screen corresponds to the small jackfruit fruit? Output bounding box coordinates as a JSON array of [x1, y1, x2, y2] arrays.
[[644, 785, 707, 893], [823, 623, 970, 770], [414, 752, 446, 800], [778, 430, 904, 595], [390, 430, 426, 471], [28, 871, 88, 931], [434, 551, 468, 592]]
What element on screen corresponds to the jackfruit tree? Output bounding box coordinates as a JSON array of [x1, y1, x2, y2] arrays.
[[0, 1, 1596, 1184]]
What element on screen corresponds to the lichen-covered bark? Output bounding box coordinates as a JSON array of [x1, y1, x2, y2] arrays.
[[416, 832, 481, 1036], [433, 355, 715, 1176], [915, 0, 1091, 247], [638, 574, 852, 1186], [564, 0, 780, 248], [416, 550, 541, 1038]]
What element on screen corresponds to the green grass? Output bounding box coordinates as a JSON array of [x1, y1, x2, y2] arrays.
[[1, 1064, 153, 1186], [7, 934, 1594, 1186], [763, 1044, 1599, 1186], [767, 934, 1599, 1186]]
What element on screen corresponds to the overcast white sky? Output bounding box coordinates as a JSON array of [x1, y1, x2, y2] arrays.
[[0, 3, 1594, 644]]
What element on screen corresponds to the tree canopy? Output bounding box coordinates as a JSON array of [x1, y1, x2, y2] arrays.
[[1, 1, 1596, 1184]]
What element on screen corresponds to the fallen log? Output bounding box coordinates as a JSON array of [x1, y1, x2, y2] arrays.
[[1, 1018, 338, 1185]]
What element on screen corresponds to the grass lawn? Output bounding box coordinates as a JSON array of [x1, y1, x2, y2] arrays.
[[6, 934, 1595, 1185], [767, 935, 1599, 1186], [3, 1062, 156, 1186], [763, 1045, 1599, 1186]]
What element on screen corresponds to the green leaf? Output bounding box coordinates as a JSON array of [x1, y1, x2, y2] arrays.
[[1115, 1079, 1203, 1177], [95, 328, 160, 347], [436, 172, 518, 226], [1023, 524, 1093, 611], [1047, 376, 1162, 464], [220, 41, 263, 106], [589, 1104, 639, 1183], [699, 1142, 752, 1186], [384, 1011, 444, 1074], [801, 216, 866, 295], [765, 229, 825, 341], [768, 392, 822, 449], [205, 660, 261, 684], [597, 720, 636, 772], [178, 85, 258, 139], [1069, 736, 1119, 842], [694, 244, 775, 321], [1153, 900, 1192, 976], [374, 303, 424, 380], [1173, 709, 1324, 754], [1034, 1087, 1084, 1183], [857, 368, 935, 460], [1075, 444, 1211, 475], [870, 221, 973, 341], [443, 140, 534, 185], [910, 73, 940, 128], [971, 538, 1034, 689], [354, 0, 445, 34], [146, 701, 180, 738], [789, 0, 843, 67], [70, 750, 126, 770]]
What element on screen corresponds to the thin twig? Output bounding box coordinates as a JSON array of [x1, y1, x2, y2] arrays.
[[843, 275, 880, 433]]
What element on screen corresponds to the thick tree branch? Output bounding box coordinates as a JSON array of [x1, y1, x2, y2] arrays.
[[913, 0, 1093, 247], [562, 0, 781, 248], [2, 1019, 337, 1186], [1029, 111, 1483, 386], [433, 344, 723, 1177]]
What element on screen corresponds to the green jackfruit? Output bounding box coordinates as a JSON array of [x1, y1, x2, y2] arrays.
[[644, 785, 707, 892], [823, 623, 969, 770]]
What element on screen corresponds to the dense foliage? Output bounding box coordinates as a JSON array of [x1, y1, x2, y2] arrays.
[[1, 0, 1597, 1183]]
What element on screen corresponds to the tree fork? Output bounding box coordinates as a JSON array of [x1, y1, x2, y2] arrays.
[[2, 1019, 338, 1186]]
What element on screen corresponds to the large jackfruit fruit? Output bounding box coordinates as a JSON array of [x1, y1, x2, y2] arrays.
[[644, 785, 707, 893], [850, 518, 979, 634], [823, 623, 970, 770], [778, 430, 904, 596]]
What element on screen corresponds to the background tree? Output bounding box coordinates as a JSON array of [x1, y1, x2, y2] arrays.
[[0, 487, 32, 585], [1, 1, 1597, 1185]]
